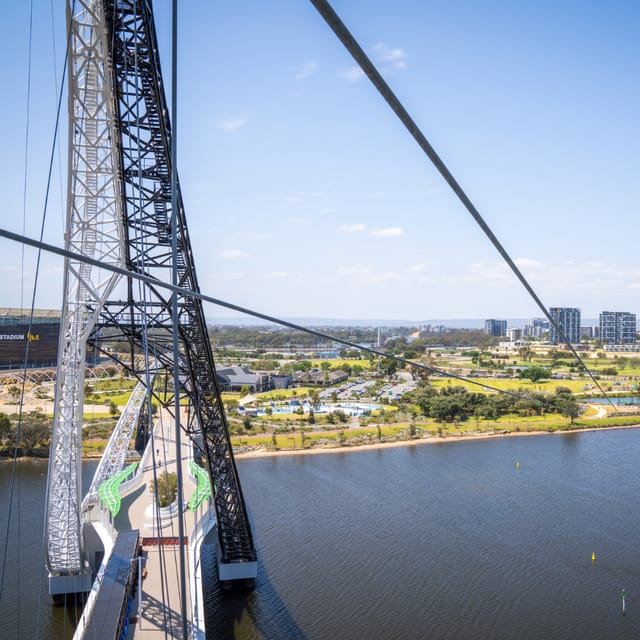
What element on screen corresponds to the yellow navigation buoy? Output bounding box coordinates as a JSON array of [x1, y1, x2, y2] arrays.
[[516, 461, 520, 469], [592, 552, 596, 562]]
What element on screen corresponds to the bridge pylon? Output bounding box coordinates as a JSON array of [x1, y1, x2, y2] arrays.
[[46, 0, 256, 598]]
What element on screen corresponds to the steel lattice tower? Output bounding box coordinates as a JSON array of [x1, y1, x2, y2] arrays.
[[46, 0, 256, 595]]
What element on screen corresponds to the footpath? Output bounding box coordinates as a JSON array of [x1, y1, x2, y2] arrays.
[[121, 413, 197, 638]]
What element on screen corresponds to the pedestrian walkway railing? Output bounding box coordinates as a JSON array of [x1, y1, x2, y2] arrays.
[[188, 460, 212, 511], [98, 463, 139, 516]]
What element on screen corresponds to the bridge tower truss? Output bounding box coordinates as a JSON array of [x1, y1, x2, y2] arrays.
[[46, 0, 256, 596], [46, 0, 125, 596]]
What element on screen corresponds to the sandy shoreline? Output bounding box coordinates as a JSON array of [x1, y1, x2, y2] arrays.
[[2, 423, 638, 464], [234, 423, 640, 460]]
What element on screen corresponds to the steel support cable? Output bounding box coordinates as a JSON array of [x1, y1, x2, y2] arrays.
[[308, 0, 616, 411], [169, 1, 190, 635], [3, 0, 36, 626], [126, 0, 171, 631], [0, 0, 72, 608], [0, 228, 586, 418], [20, 0, 34, 315]]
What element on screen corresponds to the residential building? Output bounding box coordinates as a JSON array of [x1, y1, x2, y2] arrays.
[[291, 368, 349, 386], [506, 327, 522, 341], [599, 311, 636, 345], [549, 307, 581, 345], [484, 319, 507, 337], [580, 326, 598, 339]]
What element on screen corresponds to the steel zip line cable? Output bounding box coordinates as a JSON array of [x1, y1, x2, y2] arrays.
[[170, 1, 189, 636], [308, 0, 615, 410], [0, 226, 591, 416]]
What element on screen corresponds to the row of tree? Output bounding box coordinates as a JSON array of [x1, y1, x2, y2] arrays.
[[0, 412, 51, 454], [406, 382, 581, 424]]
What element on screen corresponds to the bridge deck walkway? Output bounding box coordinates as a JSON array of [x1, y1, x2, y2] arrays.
[[123, 412, 198, 638]]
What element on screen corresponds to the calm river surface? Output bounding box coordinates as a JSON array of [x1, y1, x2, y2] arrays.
[[2, 429, 640, 639]]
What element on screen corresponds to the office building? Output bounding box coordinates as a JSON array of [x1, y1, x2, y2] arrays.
[[484, 319, 507, 337], [599, 311, 636, 345], [549, 307, 581, 345]]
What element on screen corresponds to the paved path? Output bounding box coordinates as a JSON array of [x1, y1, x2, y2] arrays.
[[124, 412, 197, 638]]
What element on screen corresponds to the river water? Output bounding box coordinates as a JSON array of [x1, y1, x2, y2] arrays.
[[2, 429, 640, 639]]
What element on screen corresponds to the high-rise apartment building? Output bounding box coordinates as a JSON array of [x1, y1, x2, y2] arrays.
[[549, 307, 581, 345], [484, 319, 507, 337], [599, 311, 636, 344]]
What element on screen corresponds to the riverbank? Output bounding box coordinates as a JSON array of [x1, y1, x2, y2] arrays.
[[234, 422, 640, 460]]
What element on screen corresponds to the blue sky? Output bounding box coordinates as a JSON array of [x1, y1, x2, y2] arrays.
[[1, 1, 638, 322]]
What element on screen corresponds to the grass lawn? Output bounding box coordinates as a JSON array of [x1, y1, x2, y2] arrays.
[[254, 387, 315, 400], [308, 359, 368, 369], [430, 377, 587, 394], [230, 410, 640, 452]]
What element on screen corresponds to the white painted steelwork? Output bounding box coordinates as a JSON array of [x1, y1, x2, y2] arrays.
[[83, 379, 151, 506], [45, 0, 124, 583]]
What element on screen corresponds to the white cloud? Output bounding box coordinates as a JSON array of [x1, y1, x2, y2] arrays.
[[292, 61, 318, 80], [371, 42, 408, 70], [407, 264, 425, 273], [370, 227, 403, 237], [215, 117, 248, 133], [216, 249, 247, 259], [338, 66, 365, 83], [514, 257, 543, 269], [338, 223, 367, 233], [262, 271, 289, 279], [338, 43, 407, 83]]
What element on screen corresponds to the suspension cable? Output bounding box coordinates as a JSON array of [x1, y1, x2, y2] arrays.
[[307, 0, 615, 410]]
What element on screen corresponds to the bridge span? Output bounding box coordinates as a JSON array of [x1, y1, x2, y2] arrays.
[[74, 410, 223, 639]]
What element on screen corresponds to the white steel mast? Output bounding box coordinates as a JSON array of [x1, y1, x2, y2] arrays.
[[45, 0, 124, 595]]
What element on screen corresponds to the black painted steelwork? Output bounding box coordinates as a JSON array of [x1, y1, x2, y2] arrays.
[[98, 0, 255, 567]]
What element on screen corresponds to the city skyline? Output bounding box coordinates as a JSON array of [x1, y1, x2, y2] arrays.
[[1, 1, 638, 321]]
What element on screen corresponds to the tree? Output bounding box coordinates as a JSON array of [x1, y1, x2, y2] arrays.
[[309, 389, 320, 408], [410, 383, 437, 415], [518, 345, 533, 362], [558, 397, 581, 424], [381, 357, 397, 378], [150, 472, 177, 507], [7, 386, 20, 402], [0, 413, 10, 441], [555, 386, 572, 397], [429, 396, 467, 423], [109, 399, 119, 417], [19, 422, 50, 452], [225, 398, 239, 412], [518, 366, 549, 383]]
